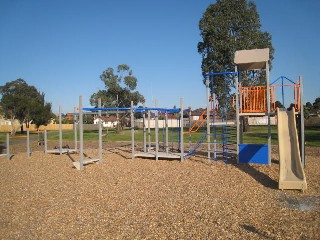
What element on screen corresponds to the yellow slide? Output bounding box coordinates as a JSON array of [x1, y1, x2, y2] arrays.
[[277, 108, 307, 191]]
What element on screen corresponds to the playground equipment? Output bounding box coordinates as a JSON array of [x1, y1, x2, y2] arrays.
[[72, 96, 103, 170], [45, 105, 77, 155], [233, 48, 306, 190], [202, 48, 306, 190]]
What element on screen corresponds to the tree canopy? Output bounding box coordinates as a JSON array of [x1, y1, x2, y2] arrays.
[[198, 0, 274, 101], [0, 79, 52, 134], [90, 64, 145, 108]]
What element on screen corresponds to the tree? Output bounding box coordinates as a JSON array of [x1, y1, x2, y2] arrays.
[[303, 102, 313, 119], [198, 0, 274, 131], [274, 101, 284, 109], [0, 79, 52, 134], [313, 97, 320, 116], [90, 64, 145, 132]]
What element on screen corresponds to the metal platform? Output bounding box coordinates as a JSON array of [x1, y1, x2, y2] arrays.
[[46, 148, 77, 154], [72, 158, 100, 170], [134, 151, 182, 160]]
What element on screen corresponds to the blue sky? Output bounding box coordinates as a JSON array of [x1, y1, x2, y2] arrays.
[[0, 0, 319, 113]]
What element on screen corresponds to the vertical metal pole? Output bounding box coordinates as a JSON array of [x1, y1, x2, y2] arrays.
[[235, 67, 240, 164], [165, 111, 169, 154], [74, 108, 77, 152], [98, 98, 103, 164], [213, 92, 216, 160], [155, 100, 159, 160], [180, 98, 184, 161], [205, 77, 211, 161], [143, 103, 146, 153], [188, 107, 191, 148], [44, 129, 47, 154], [147, 110, 151, 151], [79, 96, 84, 170], [131, 101, 135, 159], [266, 62, 271, 166], [6, 133, 10, 160], [27, 129, 30, 158], [59, 105, 62, 155], [300, 75, 305, 167]]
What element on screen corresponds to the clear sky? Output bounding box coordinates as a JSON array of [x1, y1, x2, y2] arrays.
[[0, 0, 319, 113]]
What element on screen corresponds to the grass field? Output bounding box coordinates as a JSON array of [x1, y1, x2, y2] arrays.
[[1, 125, 319, 147]]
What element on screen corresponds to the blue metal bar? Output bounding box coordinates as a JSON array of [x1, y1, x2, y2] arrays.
[[83, 107, 182, 113], [203, 71, 238, 77]]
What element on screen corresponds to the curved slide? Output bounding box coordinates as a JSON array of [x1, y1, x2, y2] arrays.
[[277, 108, 307, 191]]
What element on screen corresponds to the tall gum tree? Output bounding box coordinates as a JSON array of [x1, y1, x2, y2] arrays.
[[198, 0, 274, 108]]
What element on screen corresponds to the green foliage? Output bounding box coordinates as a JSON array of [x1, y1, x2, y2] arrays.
[[0, 79, 52, 133], [198, 0, 274, 101], [274, 101, 284, 109], [313, 97, 320, 115], [90, 64, 145, 108]]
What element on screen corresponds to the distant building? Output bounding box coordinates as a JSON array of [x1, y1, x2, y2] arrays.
[[94, 116, 118, 128]]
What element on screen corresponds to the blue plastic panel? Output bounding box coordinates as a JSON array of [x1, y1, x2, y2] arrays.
[[239, 144, 268, 164]]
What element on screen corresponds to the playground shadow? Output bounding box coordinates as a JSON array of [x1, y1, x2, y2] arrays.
[[108, 147, 131, 159], [241, 224, 273, 239], [229, 160, 278, 190]]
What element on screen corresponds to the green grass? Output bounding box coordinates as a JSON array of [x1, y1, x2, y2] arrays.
[[1, 125, 319, 147]]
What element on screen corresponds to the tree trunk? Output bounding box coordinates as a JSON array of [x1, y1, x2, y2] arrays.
[[241, 116, 250, 132], [20, 124, 24, 134]]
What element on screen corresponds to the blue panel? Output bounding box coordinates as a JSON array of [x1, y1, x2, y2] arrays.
[[239, 144, 268, 164]]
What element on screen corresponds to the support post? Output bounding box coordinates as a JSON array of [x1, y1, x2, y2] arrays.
[[213, 92, 216, 160], [131, 101, 135, 160], [205, 77, 211, 161], [74, 108, 78, 152], [180, 98, 184, 161], [44, 129, 47, 154], [143, 103, 146, 153], [266, 62, 271, 166], [147, 110, 151, 151], [235, 67, 240, 164], [300, 75, 305, 167], [27, 129, 30, 158], [155, 100, 159, 160], [59, 105, 62, 155], [98, 98, 103, 164], [6, 133, 10, 160], [165, 111, 169, 154], [79, 96, 84, 170], [188, 107, 191, 148]]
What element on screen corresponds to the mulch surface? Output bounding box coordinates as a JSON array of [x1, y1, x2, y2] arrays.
[[0, 141, 319, 239]]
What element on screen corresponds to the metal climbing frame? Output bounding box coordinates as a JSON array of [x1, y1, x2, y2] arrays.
[[203, 71, 238, 162]]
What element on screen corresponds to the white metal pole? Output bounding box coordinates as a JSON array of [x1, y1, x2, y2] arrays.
[[59, 105, 62, 155], [74, 107, 77, 152], [266, 62, 271, 166], [27, 129, 30, 158], [206, 77, 211, 161], [155, 100, 159, 160], [235, 66, 240, 164], [147, 110, 151, 151], [300, 75, 305, 167], [143, 103, 146, 153], [165, 111, 169, 154], [6, 133, 10, 160], [98, 98, 103, 164], [180, 98, 184, 161], [44, 129, 47, 154], [131, 101, 135, 160], [79, 96, 84, 170]]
